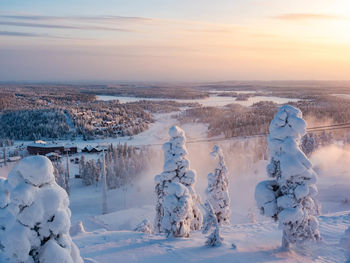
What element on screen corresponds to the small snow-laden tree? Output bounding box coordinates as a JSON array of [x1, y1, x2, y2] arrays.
[[301, 133, 318, 157], [2, 156, 83, 263], [161, 182, 193, 237], [255, 105, 321, 249], [154, 125, 203, 234], [202, 201, 223, 247], [206, 145, 230, 225], [53, 161, 68, 193]]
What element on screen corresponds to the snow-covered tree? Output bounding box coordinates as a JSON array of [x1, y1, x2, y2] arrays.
[[255, 105, 321, 249], [202, 201, 223, 247], [155, 125, 203, 234], [161, 182, 193, 237], [301, 133, 317, 157], [2, 156, 83, 263], [53, 161, 68, 193], [206, 145, 230, 225]]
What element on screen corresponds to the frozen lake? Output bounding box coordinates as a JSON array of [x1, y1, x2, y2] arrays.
[[97, 94, 300, 107]]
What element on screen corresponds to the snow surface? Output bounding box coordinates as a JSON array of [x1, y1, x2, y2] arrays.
[[73, 211, 349, 263]]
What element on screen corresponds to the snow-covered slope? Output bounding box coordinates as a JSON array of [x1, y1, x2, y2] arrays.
[[73, 210, 349, 263]]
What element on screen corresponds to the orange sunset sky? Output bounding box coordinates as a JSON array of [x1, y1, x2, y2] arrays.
[[0, 0, 349, 81]]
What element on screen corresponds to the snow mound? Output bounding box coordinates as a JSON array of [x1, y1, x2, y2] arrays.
[[70, 220, 86, 236], [9, 155, 54, 186]]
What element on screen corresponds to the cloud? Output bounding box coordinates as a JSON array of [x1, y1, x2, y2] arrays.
[[0, 30, 71, 39], [272, 13, 344, 21], [0, 30, 43, 37], [0, 21, 134, 32], [0, 14, 151, 23]]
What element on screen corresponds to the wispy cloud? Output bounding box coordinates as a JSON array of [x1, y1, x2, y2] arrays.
[[0, 30, 47, 37], [0, 30, 73, 39], [0, 14, 152, 23], [0, 21, 134, 32], [272, 13, 344, 21]]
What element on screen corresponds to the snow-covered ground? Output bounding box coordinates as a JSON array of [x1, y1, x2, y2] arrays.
[[63, 139, 350, 262], [2, 105, 350, 262], [73, 211, 349, 263]]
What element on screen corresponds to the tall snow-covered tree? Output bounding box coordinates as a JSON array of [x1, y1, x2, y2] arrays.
[[1, 156, 83, 263], [255, 105, 321, 249], [206, 145, 230, 225], [155, 125, 203, 234]]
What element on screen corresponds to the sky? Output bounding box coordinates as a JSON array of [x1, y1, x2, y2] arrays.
[[0, 0, 349, 82]]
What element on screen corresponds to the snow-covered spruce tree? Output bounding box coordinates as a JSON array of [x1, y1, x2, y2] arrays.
[[155, 125, 202, 234], [202, 201, 223, 247], [255, 105, 320, 249], [161, 182, 193, 237], [2, 156, 83, 263], [206, 145, 230, 225], [301, 133, 318, 157], [53, 161, 68, 193]]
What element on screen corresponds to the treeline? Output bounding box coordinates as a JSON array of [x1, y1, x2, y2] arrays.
[[79, 143, 151, 189], [0, 109, 70, 140], [81, 84, 209, 99], [178, 101, 276, 138], [178, 97, 350, 140]]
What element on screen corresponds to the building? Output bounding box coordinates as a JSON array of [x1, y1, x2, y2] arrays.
[[81, 145, 103, 153], [27, 140, 77, 155]]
